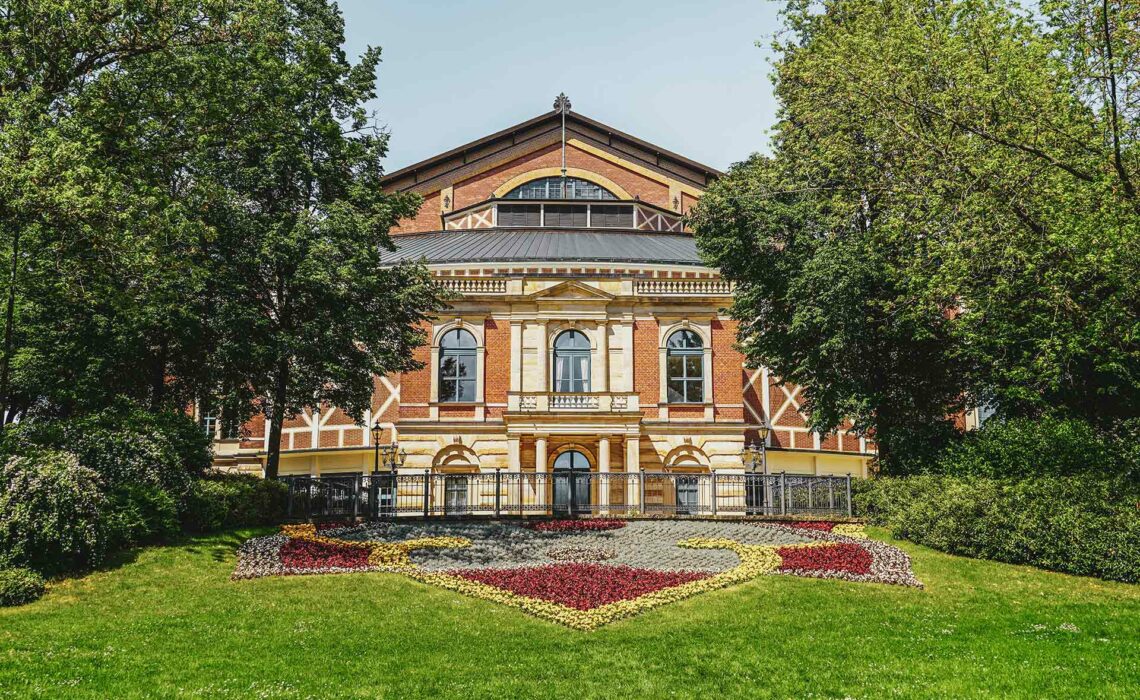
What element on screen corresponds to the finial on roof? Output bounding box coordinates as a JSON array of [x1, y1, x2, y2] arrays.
[[553, 92, 571, 114]]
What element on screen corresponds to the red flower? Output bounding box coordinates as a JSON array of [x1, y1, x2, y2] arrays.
[[280, 538, 371, 570], [777, 543, 872, 574], [522, 519, 627, 533], [451, 564, 709, 610], [787, 521, 836, 532]]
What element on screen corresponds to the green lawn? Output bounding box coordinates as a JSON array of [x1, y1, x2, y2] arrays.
[[1, 527, 1137, 699]]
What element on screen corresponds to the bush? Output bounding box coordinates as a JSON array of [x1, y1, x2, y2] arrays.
[[0, 448, 112, 574], [106, 485, 180, 547], [5, 403, 212, 500], [927, 416, 1140, 479], [181, 474, 288, 532], [856, 473, 1140, 583], [0, 567, 45, 607]]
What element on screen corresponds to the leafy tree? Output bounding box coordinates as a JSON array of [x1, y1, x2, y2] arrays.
[[200, 0, 445, 478], [692, 0, 1140, 470], [0, 0, 269, 417]]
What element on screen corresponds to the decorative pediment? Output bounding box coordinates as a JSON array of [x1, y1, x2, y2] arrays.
[[527, 280, 614, 301]]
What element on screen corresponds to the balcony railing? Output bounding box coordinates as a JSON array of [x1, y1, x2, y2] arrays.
[[438, 277, 508, 294], [508, 391, 639, 413], [279, 472, 855, 520], [634, 279, 734, 295]]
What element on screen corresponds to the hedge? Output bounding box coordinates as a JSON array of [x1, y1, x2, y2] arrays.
[[855, 474, 1140, 583], [181, 473, 288, 532]]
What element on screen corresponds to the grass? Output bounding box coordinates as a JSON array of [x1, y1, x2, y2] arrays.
[[1, 527, 1138, 699]]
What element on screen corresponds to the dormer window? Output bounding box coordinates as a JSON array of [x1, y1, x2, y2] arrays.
[[504, 177, 617, 200]]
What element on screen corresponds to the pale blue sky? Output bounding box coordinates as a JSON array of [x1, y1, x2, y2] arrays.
[[340, 1, 783, 173]]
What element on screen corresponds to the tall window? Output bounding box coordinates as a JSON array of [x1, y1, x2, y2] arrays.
[[553, 330, 591, 393], [503, 177, 617, 200], [666, 330, 704, 403], [439, 329, 476, 402]]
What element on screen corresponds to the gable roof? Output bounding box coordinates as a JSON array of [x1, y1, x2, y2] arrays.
[[380, 109, 723, 194]]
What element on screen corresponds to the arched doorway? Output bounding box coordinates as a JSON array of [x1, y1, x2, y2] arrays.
[[552, 449, 591, 515]]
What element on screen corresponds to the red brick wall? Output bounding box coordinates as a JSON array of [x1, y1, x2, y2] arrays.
[[391, 192, 441, 235], [484, 319, 509, 405], [399, 322, 432, 420], [711, 320, 741, 408], [633, 319, 659, 419]]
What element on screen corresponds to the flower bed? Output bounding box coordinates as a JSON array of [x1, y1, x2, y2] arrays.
[[451, 563, 709, 610], [777, 542, 873, 574], [546, 544, 616, 562], [233, 520, 920, 628], [521, 519, 626, 533], [787, 521, 836, 532]]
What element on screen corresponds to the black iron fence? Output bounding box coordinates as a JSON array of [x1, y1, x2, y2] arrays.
[[280, 471, 853, 521]]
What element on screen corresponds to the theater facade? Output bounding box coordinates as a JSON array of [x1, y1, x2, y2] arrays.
[[212, 98, 874, 511]]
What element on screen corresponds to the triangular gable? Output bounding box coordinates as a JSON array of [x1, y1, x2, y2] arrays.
[[381, 109, 721, 197], [528, 280, 615, 301]]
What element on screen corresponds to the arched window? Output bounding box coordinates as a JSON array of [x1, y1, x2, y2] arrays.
[[666, 329, 704, 403], [438, 329, 476, 402], [553, 449, 590, 471], [503, 176, 617, 200], [553, 330, 591, 393]]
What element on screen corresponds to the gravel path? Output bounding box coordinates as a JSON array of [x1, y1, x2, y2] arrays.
[[336, 520, 813, 572]]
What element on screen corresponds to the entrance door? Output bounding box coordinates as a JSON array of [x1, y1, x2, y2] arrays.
[[675, 475, 699, 515], [552, 449, 591, 515], [444, 475, 468, 515]]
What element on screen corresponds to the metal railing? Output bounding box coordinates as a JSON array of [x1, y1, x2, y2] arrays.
[[280, 471, 853, 520]]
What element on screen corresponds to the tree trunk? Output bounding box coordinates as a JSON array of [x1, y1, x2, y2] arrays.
[[263, 361, 290, 480]]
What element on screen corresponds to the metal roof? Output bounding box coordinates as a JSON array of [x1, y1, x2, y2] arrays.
[[382, 229, 705, 267]]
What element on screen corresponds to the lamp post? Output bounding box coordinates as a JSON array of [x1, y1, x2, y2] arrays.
[[371, 419, 383, 475], [741, 424, 772, 514]]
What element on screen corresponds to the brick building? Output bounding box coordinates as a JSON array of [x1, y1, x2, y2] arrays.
[[212, 99, 874, 512]]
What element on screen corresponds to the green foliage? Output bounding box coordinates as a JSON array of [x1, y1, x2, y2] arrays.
[[197, 0, 446, 477], [691, 0, 1140, 469], [0, 567, 45, 607], [857, 474, 1140, 583], [0, 448, 111, 574], [106, 485, 181, 547], [180, 474, 288, 533], [930, 416, 1140, 480], [5, 405, 211, 498]]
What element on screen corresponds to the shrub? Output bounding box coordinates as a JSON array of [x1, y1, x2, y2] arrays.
[[856, 474, 1140, 583], [181, 474, 288, 532], [0, 448, 112, 574], [0, 567, 45, 607], [106, 485, 181, 547], [5, 403, 212, 500], [928, 416, 1140, 479]]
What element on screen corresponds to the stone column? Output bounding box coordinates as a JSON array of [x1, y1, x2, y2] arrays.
[[537, 321, 549, 392], [625, 436, 640, 512], [598, 321, 610, 393], [510, 320, 523, 393], [598, 436, 610, 514], [535, 435, 548, 514]]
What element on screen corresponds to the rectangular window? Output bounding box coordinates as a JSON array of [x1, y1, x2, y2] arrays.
[[543, 204, 587, 227], [590, 204, 634, 228], [497, 203, 541, 227]]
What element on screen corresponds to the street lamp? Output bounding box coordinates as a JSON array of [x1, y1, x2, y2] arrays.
[[740, 423, 771, 474], [741, 424, 772, 515], [371, 419, 384, 475]]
